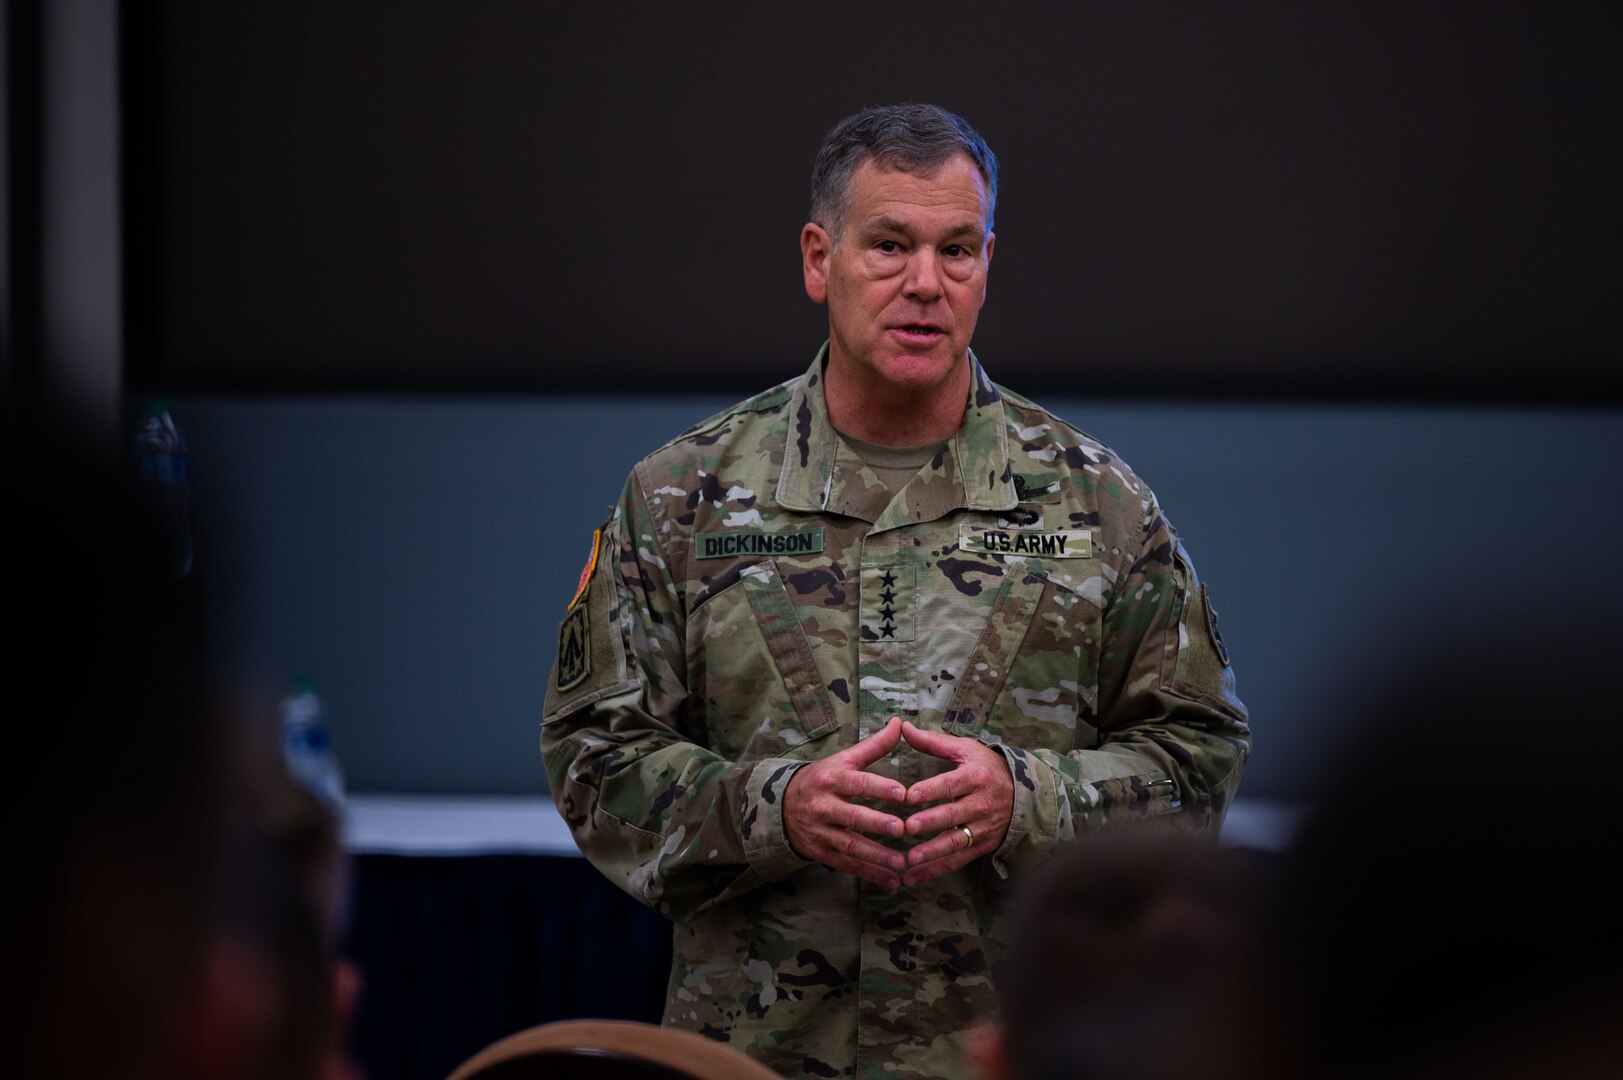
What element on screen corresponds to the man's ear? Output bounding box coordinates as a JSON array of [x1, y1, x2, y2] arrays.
[[174, 936, 280, 1080], [801, 222, 831, 303], [323, 958, 365, 1080], [965, 1019, 1012, 1080], [982, 230, 995, 303]]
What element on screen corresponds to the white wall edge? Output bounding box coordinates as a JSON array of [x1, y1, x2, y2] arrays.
[[340, 793, 1305, 857]]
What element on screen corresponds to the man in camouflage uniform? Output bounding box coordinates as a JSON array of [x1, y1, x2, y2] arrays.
[[542, 103, 1250, 1080]]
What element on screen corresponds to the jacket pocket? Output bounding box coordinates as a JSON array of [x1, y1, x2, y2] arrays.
[[941, 562, 1104, 750], [688, 560, 840, 760]]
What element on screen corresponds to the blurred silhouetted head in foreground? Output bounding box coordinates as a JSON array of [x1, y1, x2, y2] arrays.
[[0, 400, 358, 1080], [1280, 615, 1623, 1079], [0, 399, 219, 1078], [975, 822, 1299, 1080]]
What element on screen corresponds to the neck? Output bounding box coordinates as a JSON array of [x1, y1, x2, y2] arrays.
[[823, 356, 970, 446]]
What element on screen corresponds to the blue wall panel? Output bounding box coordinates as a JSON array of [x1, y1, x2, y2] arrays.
[[176, 395, 1623, 803]]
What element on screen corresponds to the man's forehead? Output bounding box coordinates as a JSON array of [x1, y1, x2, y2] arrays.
[[847, 156, 991, 228]]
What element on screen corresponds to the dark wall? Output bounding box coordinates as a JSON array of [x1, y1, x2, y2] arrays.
[[125, 2, 1619, 401]]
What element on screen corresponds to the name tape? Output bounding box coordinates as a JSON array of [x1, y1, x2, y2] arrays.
[[959, 525, 1093, 558], [696, 528, 826, 559]]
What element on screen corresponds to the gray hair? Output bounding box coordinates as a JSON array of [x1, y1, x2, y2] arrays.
[[808, 102, 999, 242]]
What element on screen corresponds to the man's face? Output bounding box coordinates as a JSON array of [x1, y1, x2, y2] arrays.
[[802, 153, 994, 401]]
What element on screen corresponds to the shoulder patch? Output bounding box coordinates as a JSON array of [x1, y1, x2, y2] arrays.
[[1203, 584, 1231, 667], [555, 603, 591, 691], [568, 528, 601, 610]]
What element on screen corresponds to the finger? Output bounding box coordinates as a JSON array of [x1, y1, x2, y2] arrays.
[[901, 828, 985, 885], [825, 831, 907, 871], [909, 732, 1012, 803], [905, 822, 981, 866], [847, 862, 903, 890], [906, 760, 988, 808], [840, 716, 904, 769], [834, 799, 905, 838], [903, 779, 1007, 835], [899, 720, 970, 761], [904, 800, 971, 838], [812, 833, 905, 888], [820, 847, 901, 889], [798, 770, 906, 832], [786, 788, 905, 883], [902, 846, 977, 887], [793, 738, 907, 806], [841, 777, 908, 807]]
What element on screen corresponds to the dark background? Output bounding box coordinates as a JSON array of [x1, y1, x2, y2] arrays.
[[11, 9, 1619, 1077], [8, 8, 1618, 1080], [122, 1, 1620, 402]]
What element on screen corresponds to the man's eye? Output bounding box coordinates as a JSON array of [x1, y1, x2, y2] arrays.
[[876, 240, 901, 254], [943, 244, 967, 258]]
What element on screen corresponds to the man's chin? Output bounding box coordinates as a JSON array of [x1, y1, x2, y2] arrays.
[[874, 349, 964, 391]]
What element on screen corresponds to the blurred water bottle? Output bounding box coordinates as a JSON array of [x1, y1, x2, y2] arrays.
[[130, 399, 193, 578], [281, 677, 346, 808]]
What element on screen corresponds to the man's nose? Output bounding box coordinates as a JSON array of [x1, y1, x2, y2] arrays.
[[903, 250, 944, 301]]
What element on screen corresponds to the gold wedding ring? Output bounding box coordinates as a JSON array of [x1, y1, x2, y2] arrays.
[[959, 825, 975, 849]]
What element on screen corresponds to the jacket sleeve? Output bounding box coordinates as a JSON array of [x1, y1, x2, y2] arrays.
[[540, 470, 815, 922], [987, 490, 1251, 875]]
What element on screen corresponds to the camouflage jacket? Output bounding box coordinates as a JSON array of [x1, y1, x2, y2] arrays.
[[541, 345, 1250, 1080]]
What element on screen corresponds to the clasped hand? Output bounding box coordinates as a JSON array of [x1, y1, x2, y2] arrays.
[[782, 716, 1014, 889]]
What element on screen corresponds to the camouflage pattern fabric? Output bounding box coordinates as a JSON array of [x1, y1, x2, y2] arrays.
[[542, 344, 1250, 1079]]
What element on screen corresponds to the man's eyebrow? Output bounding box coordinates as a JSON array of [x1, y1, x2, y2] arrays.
[[866, 215, 986, 240], [868, 215, 915, 236]]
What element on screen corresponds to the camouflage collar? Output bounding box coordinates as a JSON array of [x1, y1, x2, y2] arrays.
[[775, 342, 1019, 516]]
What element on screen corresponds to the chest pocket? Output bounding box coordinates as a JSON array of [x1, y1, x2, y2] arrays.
[[941, 560, 1104, 750], [686, 560, 841, 760]]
